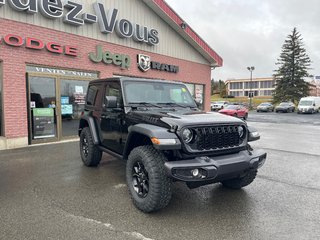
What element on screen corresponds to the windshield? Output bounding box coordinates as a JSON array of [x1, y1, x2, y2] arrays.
[[299, 100, 313, 106], [217, 101, 227, 104], [225, 105, 239, 110], [123, 81, 197, 107], [260, 103, 270, 106]]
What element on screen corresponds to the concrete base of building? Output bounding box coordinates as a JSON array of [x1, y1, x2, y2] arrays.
[[0, 137, 28, 150]]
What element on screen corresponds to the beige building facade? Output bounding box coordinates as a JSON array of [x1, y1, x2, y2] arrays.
[[226, 77, 275, 97]]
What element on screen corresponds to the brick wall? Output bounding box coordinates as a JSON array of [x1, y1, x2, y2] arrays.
[[0, 19, 211, 138]]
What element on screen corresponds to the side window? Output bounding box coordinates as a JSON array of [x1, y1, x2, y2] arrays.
[[105, 82, 123, 107], [86, 85, 98, 106]]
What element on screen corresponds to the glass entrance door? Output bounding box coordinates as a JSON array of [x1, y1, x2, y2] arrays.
[[60, 79, 89, 138], [28, 76, 57, 142], [27, 73, 92, 144]]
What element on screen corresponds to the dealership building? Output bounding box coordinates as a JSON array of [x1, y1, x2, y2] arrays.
[[0, 0, 222, 150]]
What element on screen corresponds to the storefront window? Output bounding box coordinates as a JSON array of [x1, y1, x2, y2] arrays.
[[60, 79, 89, 137], [195, 84, 204, 109]]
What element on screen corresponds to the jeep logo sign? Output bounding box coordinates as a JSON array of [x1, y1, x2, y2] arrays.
[[89, 45, 131, 69], [0, 0, 159, 46], [137, 54, 179, 73]]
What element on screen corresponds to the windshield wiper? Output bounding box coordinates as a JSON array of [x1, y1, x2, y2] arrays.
[[157, 102, 188, 108], [128, 102, 162, 108]]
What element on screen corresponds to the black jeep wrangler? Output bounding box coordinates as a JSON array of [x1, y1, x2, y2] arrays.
[[78, 77, 266, 212]]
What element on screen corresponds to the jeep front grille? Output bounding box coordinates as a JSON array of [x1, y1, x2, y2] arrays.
[[186, 125, 245, 152]]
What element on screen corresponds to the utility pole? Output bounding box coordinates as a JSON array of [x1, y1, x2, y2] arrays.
[[247, 66, 255, 109]]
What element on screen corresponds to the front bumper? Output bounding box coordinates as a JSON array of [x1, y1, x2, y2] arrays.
[[298, 108, 313, 113], [211, 106, 223, 111], [164, 149, 266, 182], [257, 108, 269, 112]]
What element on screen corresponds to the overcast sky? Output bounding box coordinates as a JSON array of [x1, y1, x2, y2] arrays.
[[166, 0, 320, 81]]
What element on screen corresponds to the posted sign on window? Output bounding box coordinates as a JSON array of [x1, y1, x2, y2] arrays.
[[33, 108, 55, 139]]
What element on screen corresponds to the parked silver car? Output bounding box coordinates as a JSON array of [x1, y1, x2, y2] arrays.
[[275, 102, 295, 113], [257, 102, 274, 112]]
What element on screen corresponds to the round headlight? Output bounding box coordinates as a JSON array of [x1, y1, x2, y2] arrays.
[[238, 126, 245, 138], [182, 128, 193, 143]]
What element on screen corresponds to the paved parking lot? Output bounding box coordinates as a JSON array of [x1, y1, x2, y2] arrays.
[[247, 110, 320, 125], [0, 117, 320, 240]]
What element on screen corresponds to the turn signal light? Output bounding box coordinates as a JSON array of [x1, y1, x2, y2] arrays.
[[151, 137, 161, 145]]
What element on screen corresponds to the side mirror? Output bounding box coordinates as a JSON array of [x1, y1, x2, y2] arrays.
[[105, 96, 118, 108], [313, 103, 316, 107]]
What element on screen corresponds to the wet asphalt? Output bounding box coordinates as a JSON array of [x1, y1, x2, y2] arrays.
[[0, 113, 320, 240]]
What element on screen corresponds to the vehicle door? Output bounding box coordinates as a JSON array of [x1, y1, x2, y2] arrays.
[[100, 81, 125, 154]]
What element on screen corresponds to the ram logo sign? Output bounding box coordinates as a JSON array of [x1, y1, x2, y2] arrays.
[[137, 54, 151, 72], [137, 54, 179, 73]]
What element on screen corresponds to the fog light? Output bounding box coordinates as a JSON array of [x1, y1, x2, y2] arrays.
[[191, 168, 200, 177]]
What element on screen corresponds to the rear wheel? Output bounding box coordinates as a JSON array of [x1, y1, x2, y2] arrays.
[[80, 127, 102, 167], [126, 146, 172, 213], [221, 170, 257, 189]]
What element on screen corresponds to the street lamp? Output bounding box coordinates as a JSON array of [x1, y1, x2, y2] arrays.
[[247, 66, 255, 109]]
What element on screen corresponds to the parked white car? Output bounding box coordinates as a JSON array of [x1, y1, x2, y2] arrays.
[[211, 101, 229, 111], [297, 97, 320, 114]]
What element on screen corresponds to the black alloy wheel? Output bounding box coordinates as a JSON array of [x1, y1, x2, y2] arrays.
[[132, 161, 149, 198], [82, 135, 89, 158], [126, 146, 172, 213], [79, 127, 102, 167]]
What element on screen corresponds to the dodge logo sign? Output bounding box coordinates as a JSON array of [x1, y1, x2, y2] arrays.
[[137, 54, 151, 72]]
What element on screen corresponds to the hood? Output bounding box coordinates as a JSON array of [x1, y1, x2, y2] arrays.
[[127, 108, 245, 130]]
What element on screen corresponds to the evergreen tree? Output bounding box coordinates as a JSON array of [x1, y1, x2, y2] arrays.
[[273, 28, 312, 103], [211, 79, 226, 97]]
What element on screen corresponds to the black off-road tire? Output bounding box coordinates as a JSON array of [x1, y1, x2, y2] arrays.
[[126, 146, 172, 213], [221, 170, 257, 189], [79, 127, 102, 167]]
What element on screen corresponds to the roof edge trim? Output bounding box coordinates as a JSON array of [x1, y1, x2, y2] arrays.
[[146, 0, 223, 67]]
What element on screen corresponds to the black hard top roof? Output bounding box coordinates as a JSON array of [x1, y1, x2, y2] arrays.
[[88, 77, 184, 85]]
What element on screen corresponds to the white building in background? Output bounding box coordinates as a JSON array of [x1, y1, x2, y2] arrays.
[[225, 77, 275, 97]]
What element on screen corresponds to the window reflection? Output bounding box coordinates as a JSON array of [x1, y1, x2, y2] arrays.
[[61, 80, 88, 137]]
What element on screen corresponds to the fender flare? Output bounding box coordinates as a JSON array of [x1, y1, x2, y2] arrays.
[[123, 124, 181, 159], [79, 116, 101, 145]]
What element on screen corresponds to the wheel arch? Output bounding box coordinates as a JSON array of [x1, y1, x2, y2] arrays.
[[78, 116, 101, 145], [123, 124, 181, 160]]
